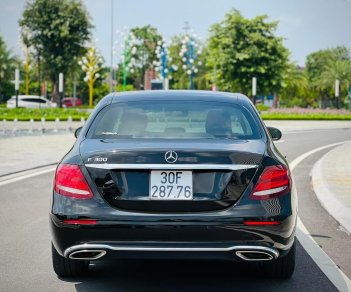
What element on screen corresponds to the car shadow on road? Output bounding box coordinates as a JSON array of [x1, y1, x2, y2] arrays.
[[60, 242, 337, 291]]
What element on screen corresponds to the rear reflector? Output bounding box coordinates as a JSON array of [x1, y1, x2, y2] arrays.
[[244, 221, 281, 226], [63, 219, 97, 225], [250, 165, 291, 200], [54, 164, 93, 199]]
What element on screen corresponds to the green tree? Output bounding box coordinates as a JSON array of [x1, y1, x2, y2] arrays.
[[0, 35, 18, 102], [19, 0, 92, 103], [207, 9, 290, 99], [130, 25, 162, 89], [306, 46, 351, 108], [280, 64, 316, 107]]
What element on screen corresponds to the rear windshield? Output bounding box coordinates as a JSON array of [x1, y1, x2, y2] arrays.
[[87, 100, 261, 140]]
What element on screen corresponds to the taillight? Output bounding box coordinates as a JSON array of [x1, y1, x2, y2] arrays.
[[250, 165, 291, 200], [244, 221, 281, 226], [54, 164, 93, 199], [63, 219, 97, 225]]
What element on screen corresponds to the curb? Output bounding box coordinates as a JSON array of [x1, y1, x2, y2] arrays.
[[311, 146, 351, 235]]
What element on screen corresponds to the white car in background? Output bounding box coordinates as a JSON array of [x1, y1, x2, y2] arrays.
[[7, 95, 57, 108]]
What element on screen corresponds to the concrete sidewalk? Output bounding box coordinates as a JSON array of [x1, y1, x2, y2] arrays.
[[0, 134, 75, 176], [312, 142, 351, 234]]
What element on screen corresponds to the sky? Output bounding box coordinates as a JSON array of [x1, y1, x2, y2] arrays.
[[1, 0, 351, 66]]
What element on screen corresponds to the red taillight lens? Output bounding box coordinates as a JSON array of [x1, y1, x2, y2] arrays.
[[63, 219, 97, 225], [54, 164, 93, 199], [250, 165, 291, 200], [244, 221, 281, 226]]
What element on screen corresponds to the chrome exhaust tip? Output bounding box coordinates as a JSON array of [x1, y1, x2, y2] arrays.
[[68, 249, 106, 260], [235, 250, 275, 261]]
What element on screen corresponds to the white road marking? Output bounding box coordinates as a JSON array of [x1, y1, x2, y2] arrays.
[[0, 167, 56, 187], [289, 141, 351, 171], [291, 140, 351, 292]]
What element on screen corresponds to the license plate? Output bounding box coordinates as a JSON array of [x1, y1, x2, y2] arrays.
[[150, 171, 193, 200]]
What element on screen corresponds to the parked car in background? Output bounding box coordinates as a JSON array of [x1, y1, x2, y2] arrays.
[[6, 95, 57, 108], [62, 97, 82, 107]]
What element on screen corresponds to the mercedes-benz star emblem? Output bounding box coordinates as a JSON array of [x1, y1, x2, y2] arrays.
[[165, 151, 178, 164]]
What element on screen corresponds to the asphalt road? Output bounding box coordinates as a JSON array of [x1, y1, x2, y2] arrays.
[[0, 128, 350, 291]]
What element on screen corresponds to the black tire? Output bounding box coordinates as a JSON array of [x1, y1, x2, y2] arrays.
[[51, 243, 89, 277], [260, 241, 296, 279]]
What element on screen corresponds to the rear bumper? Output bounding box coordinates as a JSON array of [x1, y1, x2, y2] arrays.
[[50, 214, 296, 262], [63, 242, 280, 262]]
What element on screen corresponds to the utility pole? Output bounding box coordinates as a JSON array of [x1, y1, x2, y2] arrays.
[[109, 0, 114, 93]]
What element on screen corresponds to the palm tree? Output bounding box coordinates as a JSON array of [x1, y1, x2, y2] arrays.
[[280, 63, 311, 107], [318, 59, 351, 108], [0, 36, 17, 102]]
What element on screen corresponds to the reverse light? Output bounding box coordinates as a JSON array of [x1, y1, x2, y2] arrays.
[[54, 164, 93, 199], [250, 165, 291, 200]]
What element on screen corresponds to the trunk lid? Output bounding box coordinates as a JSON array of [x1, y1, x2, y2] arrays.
[[80, 139, 265, 212]]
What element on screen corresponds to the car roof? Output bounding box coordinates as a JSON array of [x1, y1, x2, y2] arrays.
[[109, 90, 251, 105]]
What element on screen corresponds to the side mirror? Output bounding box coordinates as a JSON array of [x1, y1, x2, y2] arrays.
[[74, 127, 82, 138], [267, 127, 282, 141]]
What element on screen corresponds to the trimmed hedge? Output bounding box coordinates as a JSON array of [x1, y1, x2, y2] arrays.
[[0, 108, 90, 121], [1, 107, 351, 121]]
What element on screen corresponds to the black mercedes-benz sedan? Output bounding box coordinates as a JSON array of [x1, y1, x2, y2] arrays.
[[50, 90, 297, 278]]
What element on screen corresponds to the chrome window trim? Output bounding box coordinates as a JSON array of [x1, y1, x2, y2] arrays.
[[85, 163, 258, 171]]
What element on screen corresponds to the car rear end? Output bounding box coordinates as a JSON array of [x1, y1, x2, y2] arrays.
[[62, 98, 82, 107], [50, 91, 297, 278]]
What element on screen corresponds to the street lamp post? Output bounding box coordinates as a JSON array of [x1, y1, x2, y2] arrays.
[[79, 46, 102, 107], [118, 31, 138, 91], [15, 69, 20, 108], [154, 39, 178, 90], [180, 30, 202, 90]]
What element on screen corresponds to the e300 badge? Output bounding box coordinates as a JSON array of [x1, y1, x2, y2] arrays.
[[87, 157, 108, 162]]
